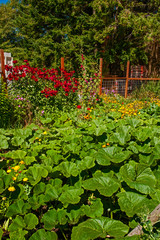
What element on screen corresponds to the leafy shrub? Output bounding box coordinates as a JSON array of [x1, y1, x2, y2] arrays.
[[0, 79, 14, 128]]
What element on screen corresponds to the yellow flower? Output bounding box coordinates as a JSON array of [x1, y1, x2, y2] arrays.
[[39, 139, 42, 142], [12, 177, 17, 181], [35, 137, 39, 140], [23, 178, 28, 182], [2, 197, 6, 200], [7, 169, 11, 173], [8, 186, 16, 192], [102, 145, 106, 148], [15, 173, 19, 177], [20, 161, 25, 165], [43, 131, 47, 135], [106, 143, 110, 146], [14, 165, 20, 172]]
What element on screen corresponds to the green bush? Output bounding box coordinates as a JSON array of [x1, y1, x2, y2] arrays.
[[0, 80, 14, 128]]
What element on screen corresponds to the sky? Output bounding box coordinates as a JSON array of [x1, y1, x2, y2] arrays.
[[0, 0, 9, 4]]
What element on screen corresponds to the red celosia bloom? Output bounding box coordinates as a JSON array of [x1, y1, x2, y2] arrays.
[[23, 60, 28, 62], [87, 108, 91, 110], [77, 105, 81, 109], [13, 60, 18, 64]]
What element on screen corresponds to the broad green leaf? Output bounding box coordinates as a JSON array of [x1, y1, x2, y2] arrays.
[[24, 213, 39, 230], [120, 161, 156, 194], [6, 200, 31, 217], [63, 142, 81, 154], [53, 162, 79, 177], [0, 228, 3, 240], [43, 184, 59, 202], [8, 216, 25, 231], [71, 217, 129, 240], [57, 209, 68, 225], [9, 229, 28, 240], [83, 176, 120, 197], [117, 192, 157, 217], [0, 137, 8, 149], [81, 198, 103, 218], [137, 144, 152, 154], [111, 126, 131, 145], [24, 156, 36, 165], [10, 150, 27, 160], [77, 156, 95, 170], [126, 118, 142, 128], [59, 186, 84, 206], [11, 137, 24, 146], [33, 182, 46, 195], [133, 127, 153, 142], [41, 209, 58, 230], [29, 229, 58, 240], [26, 164, 48, 185], [67, 209, 82, 224], [28, 195, 45, 210], [96, 147, 131, 165]]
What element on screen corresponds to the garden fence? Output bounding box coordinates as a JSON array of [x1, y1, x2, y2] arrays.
[[1, 49, 160, 98], [100, 60, 160, 98]]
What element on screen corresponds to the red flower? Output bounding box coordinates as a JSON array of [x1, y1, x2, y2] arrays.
[[13, 60, 18, 64], [77, 105, 81, 109], [87, 108, 91, 110], [23, 60, 28, 62]]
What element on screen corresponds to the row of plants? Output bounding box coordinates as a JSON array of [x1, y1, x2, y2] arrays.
[[1, 104, 160, 239]]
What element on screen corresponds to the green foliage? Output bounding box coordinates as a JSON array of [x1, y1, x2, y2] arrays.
[[0, 79, 14, 128], [0, 105, 160, 238]]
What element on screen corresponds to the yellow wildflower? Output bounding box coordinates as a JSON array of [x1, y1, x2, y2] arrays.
[[35, 137, 39, 140], [12, 177, 17, 181], [106, 143, 110, 146], [15, 174, 19, 177], [20, 161, 25, 165], [7, 169, 11, 173], [2, 197, 6, 200], [43, 131, 47, 135], [39, 139, 42, 142], [102, 145, 106, 148], [8, 186, 16, 192], [23, 178, 28, 182], [13, 165, 20, 172]]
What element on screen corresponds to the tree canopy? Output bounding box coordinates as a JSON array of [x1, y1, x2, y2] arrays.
[[0, 0, 160, 75]]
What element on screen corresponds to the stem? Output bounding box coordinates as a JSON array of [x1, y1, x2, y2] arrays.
[[60, 227, 67, 240]]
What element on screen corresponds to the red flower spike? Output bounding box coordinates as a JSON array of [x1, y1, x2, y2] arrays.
[[77, 105, 81, 109]]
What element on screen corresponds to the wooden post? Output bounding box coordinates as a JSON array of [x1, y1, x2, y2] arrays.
[[125, 61, 130, 98], [61, 57, 64, 77], [99, 58, 103, 95], [0, 49, 6, 88]]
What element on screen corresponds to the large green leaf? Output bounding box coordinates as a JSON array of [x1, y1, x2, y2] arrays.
[[81, 198, 104, 218], [41, 209, 58, 230], [8, 216, 25, 232], [117, 192, 157, 217], [71, 217, 129, 240], [9, 150, 27, 159], [67, 209, 82, 224], [96, 147, 131, 165], [6, 200, 31, 217], [9, 229, 28, 240], [83, 176, 120, 197], [120, 161, 156, 194], [26, 164, 48, 185], [110, 126, 131, 145], [59, 186, 84, 206], [0, 136, 8, 149], [24, 213, 39, 230], [53, 161, 79, 177], [29, 229, 58, 240], [133, 127, 153, 142]]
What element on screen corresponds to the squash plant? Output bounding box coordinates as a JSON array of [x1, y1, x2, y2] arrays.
[[1, 108, 160, 239]]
